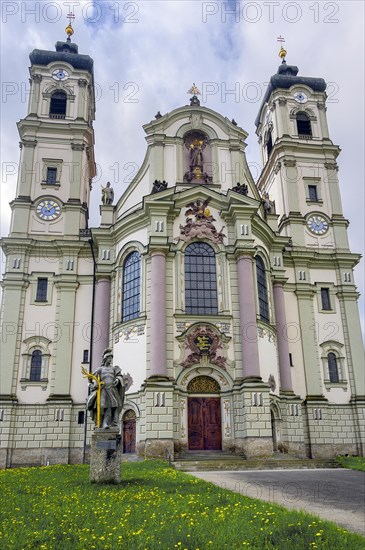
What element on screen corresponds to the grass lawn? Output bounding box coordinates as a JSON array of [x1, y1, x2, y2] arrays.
[[0, 460, 364, 549], [336, 456, 365, 472]]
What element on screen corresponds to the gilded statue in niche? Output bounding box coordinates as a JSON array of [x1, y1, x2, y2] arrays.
[[183, 131, 212, 183]]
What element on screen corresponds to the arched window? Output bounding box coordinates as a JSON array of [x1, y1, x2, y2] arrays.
[[296, 112, 312, 137], [328, 352, 339, 383], [266, 130, 273, 157], [122, 252, 141, 322], [185, 242, 218, 315], [50, 91, 67, 118], [256, 256, 269, 322], [30, 350, 42, 381]]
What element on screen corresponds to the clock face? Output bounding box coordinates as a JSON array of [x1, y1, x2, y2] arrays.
[[307, 214, 329, 235], [293, 91, 308, 104], [52, 68, 69, 81], [36, 199, 61, 221]]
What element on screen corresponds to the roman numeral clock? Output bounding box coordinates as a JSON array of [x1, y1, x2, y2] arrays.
[[35, 199, 62, 221]]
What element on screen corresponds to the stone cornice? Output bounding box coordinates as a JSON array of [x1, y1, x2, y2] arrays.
[[283, 248, 361, 269], [257, 140, 341, 189]]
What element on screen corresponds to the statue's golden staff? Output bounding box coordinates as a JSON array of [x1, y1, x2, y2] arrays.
[[82, 367, 104, 428]]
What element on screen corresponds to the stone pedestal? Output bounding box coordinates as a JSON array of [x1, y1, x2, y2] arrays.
[[90, 430, 122, 483]]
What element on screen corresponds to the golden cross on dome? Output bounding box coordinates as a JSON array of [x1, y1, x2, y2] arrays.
[[67, 11, 75, 25], [187, 83, 201, 96], [277, 35, 287, 61], [65, 12, 75, 40]]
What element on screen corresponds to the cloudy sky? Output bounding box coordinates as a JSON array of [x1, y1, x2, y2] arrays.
[[1, 0, 364, 335]]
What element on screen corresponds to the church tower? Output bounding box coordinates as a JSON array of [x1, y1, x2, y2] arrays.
[[255, 44, 364, 457], [0, 19, 96, 467]]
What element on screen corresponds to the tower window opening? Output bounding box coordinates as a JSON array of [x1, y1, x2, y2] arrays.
[[30, 350, 42, 381], [321, 288, 331, 311], [266, 131, 273, 157], [50, 91, 67, 118], [46, 167, 57, 184], [35, 278, 48, 302], [308, 185, 318, 201], [296, 112, 312, 137], [328, 352, 339, 383]]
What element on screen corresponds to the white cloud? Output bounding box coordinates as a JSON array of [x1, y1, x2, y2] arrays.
[[1, 0, 364, 336]]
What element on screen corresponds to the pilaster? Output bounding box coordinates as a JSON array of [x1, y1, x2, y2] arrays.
[[150, 250, 167, 377], [0, 278, 29, 397], [236, 253, 261, 380], [50, 279, 79, 398], [295, 287, 323, 397], [92, 277, 111, 371], [273, 281, 293, 392]]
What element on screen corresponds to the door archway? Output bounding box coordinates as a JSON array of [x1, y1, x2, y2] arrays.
[[122, 410, 136, 453], [187, 376, 222, 451]]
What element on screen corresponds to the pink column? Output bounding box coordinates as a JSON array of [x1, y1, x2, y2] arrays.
[[92, 277, 111, 369], [150, 251, 167, 377], [273, 282, 293, 392], [236, 254, 261, 380]]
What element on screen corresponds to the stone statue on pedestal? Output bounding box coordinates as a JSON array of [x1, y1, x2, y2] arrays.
[[86, 349, 125, 430], [101, 182, 114, 205]]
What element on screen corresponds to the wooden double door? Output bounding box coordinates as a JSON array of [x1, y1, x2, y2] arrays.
[[123, 419, 136, 453], [188, 397, 222, 450]]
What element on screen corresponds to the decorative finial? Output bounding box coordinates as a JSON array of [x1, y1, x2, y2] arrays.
[[65, 12, 75, 42], [187, 83, 201, 96], [277, 35, 287, 63]]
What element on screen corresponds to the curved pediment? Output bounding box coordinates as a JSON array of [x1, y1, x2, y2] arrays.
[[116, 103, 259, 220]]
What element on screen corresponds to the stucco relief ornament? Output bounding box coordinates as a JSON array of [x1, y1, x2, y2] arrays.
[[181, 325, 226, 369], [176, 198, 226, 244]]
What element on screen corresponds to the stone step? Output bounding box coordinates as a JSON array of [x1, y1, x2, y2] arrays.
[[173, 458, 340, 471]]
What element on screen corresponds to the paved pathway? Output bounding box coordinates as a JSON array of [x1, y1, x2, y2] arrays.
[[191, 469, 365, 535]]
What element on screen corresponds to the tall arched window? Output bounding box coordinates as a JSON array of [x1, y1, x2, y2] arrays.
[[185, 242, 218, 315], [266, 130, 273, 157], [30, 350, 42, 381], [296, 112, 312, 137], [50, 91, 67, 118], [328, 352, 339, 383], [256, 256, 269, 322], [122, 252, 141, 322]]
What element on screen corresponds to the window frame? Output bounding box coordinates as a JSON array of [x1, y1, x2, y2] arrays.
[[20, 337, 51, 388], [29, 350, 42, 381], [320, 288, 331, 311], [46, 167, 57, 184], [49, 90, 67, 118], [255, 255, 270, 323], [121, 251, 141, 322], [296, 111, 312, 137], [184, 242, 218, 316], [35, 278, 48, 302], [316, 283, 336, 314], [320, 341, 347, 390]]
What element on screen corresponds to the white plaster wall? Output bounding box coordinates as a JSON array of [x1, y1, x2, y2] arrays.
[[70, 282, 94, 403], [218, 148, 234, 191], [17, 385, 50, 404], [163, 144, 176, 184], [166, 118, 229, 140], [257, 333, 280, 392], [117, 172, 149, 217], [283, 290, 308, 398], [113, 333, 147, 393], [115, 228, 148, 259]]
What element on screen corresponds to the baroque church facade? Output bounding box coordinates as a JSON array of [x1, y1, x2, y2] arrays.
[[1, 31, 364, 468]]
